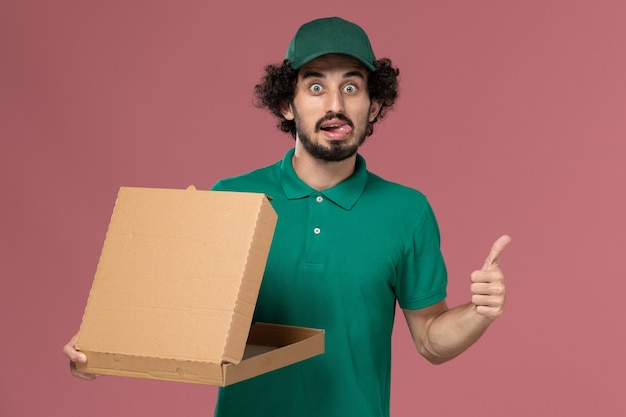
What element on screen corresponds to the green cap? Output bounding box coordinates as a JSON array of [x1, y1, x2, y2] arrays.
[[285, 17, 376, 71]]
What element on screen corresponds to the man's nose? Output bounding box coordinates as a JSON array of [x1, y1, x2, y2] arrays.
[[324, 89, 345, 114]]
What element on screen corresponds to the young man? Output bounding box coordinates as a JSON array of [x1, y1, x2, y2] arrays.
[[64, 17, 510, 417]]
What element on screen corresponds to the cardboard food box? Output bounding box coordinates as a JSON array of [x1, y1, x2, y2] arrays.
[[76, 186, 324, 386]]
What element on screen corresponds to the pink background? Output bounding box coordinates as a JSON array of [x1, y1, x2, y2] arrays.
[[1, 1, 625, 416]]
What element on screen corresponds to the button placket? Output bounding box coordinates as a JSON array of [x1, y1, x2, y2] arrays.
[[313, 194, 324, 235], [305, 193, 326, 264], [312, 193, 325, 236]]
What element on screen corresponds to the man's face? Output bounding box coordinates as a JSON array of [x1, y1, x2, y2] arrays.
[[282, 54, 381, 162]]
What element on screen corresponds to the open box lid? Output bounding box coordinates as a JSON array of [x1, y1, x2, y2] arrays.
[[76, 186, 277, 367]]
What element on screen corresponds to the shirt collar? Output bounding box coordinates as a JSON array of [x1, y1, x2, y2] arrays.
[[280, 148, 368, 211]]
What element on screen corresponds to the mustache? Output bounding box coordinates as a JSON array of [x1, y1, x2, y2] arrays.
[[315, 113, 354, 131]]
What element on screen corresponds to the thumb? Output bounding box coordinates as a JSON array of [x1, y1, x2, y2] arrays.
[[482, 235, 511, 271]]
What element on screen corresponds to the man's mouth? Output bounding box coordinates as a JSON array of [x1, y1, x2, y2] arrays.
[[321, 122, 352, 134], [318, 116, 353, 138]]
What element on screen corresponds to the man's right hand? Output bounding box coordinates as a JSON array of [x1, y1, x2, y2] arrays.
[[62, 332, 100, 381]]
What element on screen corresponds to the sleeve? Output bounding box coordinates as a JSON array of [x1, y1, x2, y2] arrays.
[[210, 179, 226, 191], [395, 199, 448, 310]]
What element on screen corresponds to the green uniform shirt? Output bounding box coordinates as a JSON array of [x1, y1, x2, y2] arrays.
[[212, 148, 447, 417]]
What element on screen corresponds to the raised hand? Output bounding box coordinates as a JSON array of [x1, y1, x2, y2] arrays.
[[470, 235, 511, 319]]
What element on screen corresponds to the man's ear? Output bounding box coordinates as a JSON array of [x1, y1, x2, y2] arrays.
[[368, 100, 382, 122], [281, 101, 295, 121]]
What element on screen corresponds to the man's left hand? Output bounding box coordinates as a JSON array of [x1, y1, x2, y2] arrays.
[[470, 235, 511, 319]]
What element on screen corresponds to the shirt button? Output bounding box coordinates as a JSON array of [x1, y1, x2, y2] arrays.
[[313, 227, 321, 235], [316, 196, 324, 203]]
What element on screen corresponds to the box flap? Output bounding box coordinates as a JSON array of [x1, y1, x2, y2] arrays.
[[77, 322, 325, 386], [77, 187, 277, 365]]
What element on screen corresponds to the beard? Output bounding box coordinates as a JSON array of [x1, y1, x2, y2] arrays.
[[293, 109, 369, 162]]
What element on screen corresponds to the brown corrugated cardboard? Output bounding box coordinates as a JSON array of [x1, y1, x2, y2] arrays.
[[75, 186, 324, 386]]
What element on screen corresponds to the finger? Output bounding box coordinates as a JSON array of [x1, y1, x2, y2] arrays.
[[482, 234, 511, 271], [471, 282, 499, 295], [471, 294, 503, 307], [62, 333, 87, 364], [471, 269, 505, 284], [63, 346, 87, 363], [69, 362, 100, 381], [475, 305, 503, 319]]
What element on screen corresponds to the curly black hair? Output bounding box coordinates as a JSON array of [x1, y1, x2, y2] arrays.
[[253, 58, 400, 138]]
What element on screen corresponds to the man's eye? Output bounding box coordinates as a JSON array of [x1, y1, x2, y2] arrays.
[[310, 84, 323, 93], [343, 84, 358, 93]]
